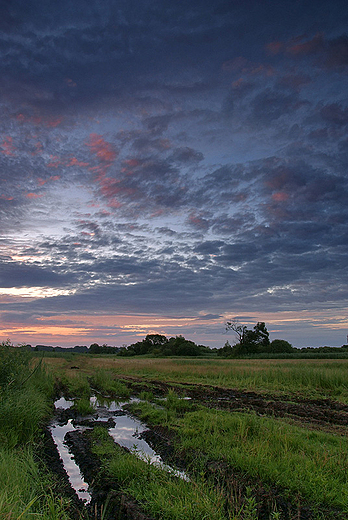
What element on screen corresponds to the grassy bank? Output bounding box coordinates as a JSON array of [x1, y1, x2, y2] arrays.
[[0, 342, 72, 519], [91, 426, 227, 520]]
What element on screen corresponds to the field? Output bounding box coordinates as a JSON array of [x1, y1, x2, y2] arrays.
[[2, 350, 348, 520]]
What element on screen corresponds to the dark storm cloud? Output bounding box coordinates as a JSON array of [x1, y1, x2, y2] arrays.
[[194, 241, 224, 255], [1, 0, 342, 110], [0, 260, 77, 288], [250, 89, 301, 124]]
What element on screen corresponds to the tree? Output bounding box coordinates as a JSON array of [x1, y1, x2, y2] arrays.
[[253, 322, 270, 348], [225, 320, 270, 355], [143, 334, 168, 350], [268, 339, 293, 353], [225, 320, 248, 344], [167, 335, 201, 356]]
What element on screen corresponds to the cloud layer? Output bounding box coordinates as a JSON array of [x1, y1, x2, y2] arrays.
[[0, 0, 347, 347]]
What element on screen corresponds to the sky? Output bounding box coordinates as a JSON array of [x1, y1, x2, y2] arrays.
[[0, 0, 348, 349]]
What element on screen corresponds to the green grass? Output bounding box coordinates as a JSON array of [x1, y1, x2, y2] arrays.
[[0, 342, 73, 519], [180, 409, 348, 508], [13, 352, 348, 518], [0, 447, 71, 519], [110, 358, 348, 402], [91, 427, 227, 520], [60, 372, 91, 398], [72, 396, 96, 415], [89, 369, 130, 398], [44, 354, 348, 402], [130, 399, 348, 511], [0, 386, 50, 448]]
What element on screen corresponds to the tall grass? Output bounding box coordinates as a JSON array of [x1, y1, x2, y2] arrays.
[[89, 369, 130, 397], [45, 354, 348, 401], [104, 357, 348, 401], [0, 386, 49, 448], [0, 447, 71, 519], [0, 342, 72, 519], [60, 372, 91, 398]]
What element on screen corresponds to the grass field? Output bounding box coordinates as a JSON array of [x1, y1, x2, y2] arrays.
[[3, 350, 348, 520], [43, 354, 348, 402]]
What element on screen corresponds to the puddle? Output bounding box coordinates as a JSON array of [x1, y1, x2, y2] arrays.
[[108, 414, 188, 480], [51, 396, 188, 501], [54, 396, 74, 409], [50, 419, 92, 503]]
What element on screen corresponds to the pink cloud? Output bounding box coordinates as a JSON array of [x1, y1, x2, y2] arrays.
[[16, 113, 63, 128], [37, 175, 60, 186], [65, 78, 77, 87], [26, 192, 43, 199], [188, 212, 210, 230], [47, 154, 89, 169], [150, 209, 165, 218], [222, 57, 273, 77], [278, 74, 311, 90], [107, 198, 122, 209], [67, 157, 90, 167], [265, 41, 284, 55], [287, 33, 324, 56], [272, 191, 289, 202], [46, 117, 63, 128], [86, 134, 117, 164], [124, 158, 140, 168], [1, 136, 16, 156], [47, 155, 62, 168]]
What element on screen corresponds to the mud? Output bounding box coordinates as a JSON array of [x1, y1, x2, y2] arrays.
[[41, 422, 156, 520]]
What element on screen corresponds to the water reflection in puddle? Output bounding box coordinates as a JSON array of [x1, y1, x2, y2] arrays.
[[51, 396, 188, 501], [108, 414, 188, 480], [50, 419, 91, 503], [54, 396, 74, 409]]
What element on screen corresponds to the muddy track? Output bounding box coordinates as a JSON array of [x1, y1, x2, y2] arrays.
[[64, 429, 155, 520], [39, 427, 85, 519], [41, 422, 155, 520], [43, 383, 348, 520], [119, 376, 348, 431]]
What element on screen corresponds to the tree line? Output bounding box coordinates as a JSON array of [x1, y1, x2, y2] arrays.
[[118, 334, 210, 357], [22, 323, 348, 358]]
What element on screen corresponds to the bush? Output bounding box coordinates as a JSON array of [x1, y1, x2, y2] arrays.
[[268, 339, 294, 353]]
